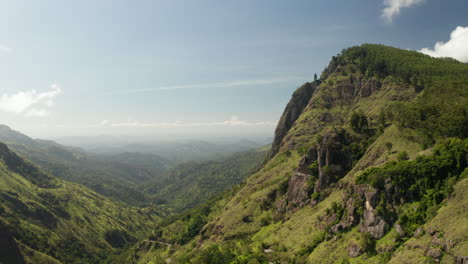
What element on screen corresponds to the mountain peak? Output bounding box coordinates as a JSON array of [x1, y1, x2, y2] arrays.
[[127, 45, 468, 264]]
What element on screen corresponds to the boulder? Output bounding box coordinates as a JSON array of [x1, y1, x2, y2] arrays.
[[287, 172, 310, 208], [359, 209, 388, 239], [426, 248, 443, 260], [395, 224, 405, 236], [347, 243, 362, 258]]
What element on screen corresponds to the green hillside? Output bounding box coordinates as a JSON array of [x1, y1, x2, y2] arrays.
[[0, 125, 172, 206], [0, 124, 269, 215], [144, 146, 269, 212], [0, 143, 161, 264], [124, 44, 468, 264]]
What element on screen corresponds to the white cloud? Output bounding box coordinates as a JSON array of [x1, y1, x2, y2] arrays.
[[0, 84, 62, 117], [100, 116, 277, 128], [0, 45, 10, 53], [159, 78, 295, 91], [24, 108, 50, 117], [110, 77, 306, 94], [382, 0, 424, 23], [419, 26, 468, 63], [100, 120, 110, 126]]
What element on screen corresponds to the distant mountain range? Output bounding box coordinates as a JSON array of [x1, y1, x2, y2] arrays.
[[0, 124, 269, 263], [1, 44, 467, 264], [0, 124, 267, 208], [55, 135, 270, 163], [0, 124, 170, 206]]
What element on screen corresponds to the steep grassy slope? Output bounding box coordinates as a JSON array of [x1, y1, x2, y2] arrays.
[[0, 143, 161, 264], [125, 44, 468, 264], [143, 145, 269, 212]]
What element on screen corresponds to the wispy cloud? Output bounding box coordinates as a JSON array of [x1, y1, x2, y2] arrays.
[[0, 45, 10, 53], [159, 78, 296, 91], [111, 77, 306, 94], [0, 84, 62, 117], [100, 116, 277, 128], [381, 0, 424, 23], [419, 26, 468, 63]]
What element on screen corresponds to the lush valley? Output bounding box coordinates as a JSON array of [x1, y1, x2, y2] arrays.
[[144, 145, 269, 212], [3, 0, 467, 263], [0, 142, 160, 264], [0, 126, 268, 263], [0, 125, 171, 206], [122, 44, 468, 264], [0, 126, 266, 208], [1, 44, 467, 264]]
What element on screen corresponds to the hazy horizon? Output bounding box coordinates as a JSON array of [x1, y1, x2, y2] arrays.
[[0, 1, 467, 263]]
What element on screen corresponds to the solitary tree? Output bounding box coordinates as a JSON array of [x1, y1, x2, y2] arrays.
[[385, 142, 393, 154], [397, 151, 409, 161], [350, 111, 368, 133], [314, 73, 318, 81]]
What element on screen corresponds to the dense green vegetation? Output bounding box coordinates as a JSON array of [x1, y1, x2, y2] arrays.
[[341, 44, 468, 146], [1, 44, 466, 263], [357, 138, 467, 234], [125, 44, 468, 264], [144, 146, 269, 212], [0, 126, 171, 206], [0, 125, 267, 211], [338, 44, 468, 87], [0, 143, 160, 263], [0, 127, 268, 263]]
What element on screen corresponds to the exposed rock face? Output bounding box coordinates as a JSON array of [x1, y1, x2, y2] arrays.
[[358, 188, 389, 239], [285, 129, 355, 209], [269, 82, 317, 157], [344, 195, 360, 227], [287, 172, 310, 208], [313, 129, 354, 191], [359, 209, 388, 239], [320, 56, 339, 80], [395, 224, 405, 236], [358, 78, 382, 97]]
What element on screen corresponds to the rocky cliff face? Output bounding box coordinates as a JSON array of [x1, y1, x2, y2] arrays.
[[269, 81, 318, 157], [128, 44, 468, 264], [284, 128, 355, 210]]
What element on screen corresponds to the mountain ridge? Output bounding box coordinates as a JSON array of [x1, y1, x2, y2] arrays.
[[0, 124, 170, 206], [124, 44, 468, 264], [0, 142, 161, 264]]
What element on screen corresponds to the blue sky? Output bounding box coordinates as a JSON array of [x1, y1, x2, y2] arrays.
[[0, 0, 467, 139]]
